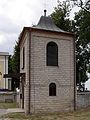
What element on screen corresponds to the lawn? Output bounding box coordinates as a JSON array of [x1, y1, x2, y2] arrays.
[[0, 102, 19, 109], [2, 107, 90, 120]]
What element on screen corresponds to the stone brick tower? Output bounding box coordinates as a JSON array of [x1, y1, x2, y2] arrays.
[[19, 10, 76, 114]]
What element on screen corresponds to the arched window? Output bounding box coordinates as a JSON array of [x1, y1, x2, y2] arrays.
[[47, 42, 58, 66], [49, 83, 56, 96]]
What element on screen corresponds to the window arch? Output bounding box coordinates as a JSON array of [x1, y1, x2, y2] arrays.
[[46, 42, 58, 66], [49, 83, 56, 96]]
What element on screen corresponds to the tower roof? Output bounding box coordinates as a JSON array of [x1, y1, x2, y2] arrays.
[[19, 10, 75, 46], [33, 10, 64, 32]]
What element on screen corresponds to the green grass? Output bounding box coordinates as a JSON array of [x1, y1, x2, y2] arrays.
[[0, 102, 19, 109], [2, 107, 90, 120]]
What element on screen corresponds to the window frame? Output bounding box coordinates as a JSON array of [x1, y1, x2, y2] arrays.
[[22, 47, 25, 69], [49, 83, 56, 96], [46, 42, 58, 66]]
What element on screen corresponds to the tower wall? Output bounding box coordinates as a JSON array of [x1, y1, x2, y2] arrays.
[[30, 31, 75, 113]]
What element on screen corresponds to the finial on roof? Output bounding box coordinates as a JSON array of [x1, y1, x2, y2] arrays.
[[44, 9, 47, 16]]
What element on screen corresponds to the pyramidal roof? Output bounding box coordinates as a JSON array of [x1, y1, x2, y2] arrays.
[[19, 10, 74, 46], [33, 10, 64, 32]]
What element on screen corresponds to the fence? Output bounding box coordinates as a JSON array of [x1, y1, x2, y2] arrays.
[[0, 92, 17, 103], [77, 92, 90, 109], [0, 91, 90, 109]]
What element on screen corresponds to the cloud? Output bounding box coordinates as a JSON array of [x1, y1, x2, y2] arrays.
[[85, 79, 90, 90], [0, 34, 5, 44], [0, 0, 57, 54], [0, 33, 18, 54], [0, 15, 20, 54], [0, 15, 20, 34]]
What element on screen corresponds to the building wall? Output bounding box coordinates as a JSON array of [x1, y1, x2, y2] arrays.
[[20, 30, 75, 113], [20, 31, 30, 112], [30, 31, 75, 113], [0, 59, 4, 88], [0, 54, 9, 89]]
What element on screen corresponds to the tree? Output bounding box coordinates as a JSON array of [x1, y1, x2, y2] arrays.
[[65, 0, 90, 14], [51, 1, 73, 32], [8, 41, 20, 90], [51, 1, 90, 86], [75, 9, 90, 85], [11, 41, 20, 74]]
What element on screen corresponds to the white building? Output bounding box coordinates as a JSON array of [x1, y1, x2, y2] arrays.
[[0, 52, 10, 90]]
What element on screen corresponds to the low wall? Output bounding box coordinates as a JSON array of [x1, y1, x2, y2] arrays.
[[0, 92, 17, 103], [77, 92, 90, 109], [1, 91, 90, 109]]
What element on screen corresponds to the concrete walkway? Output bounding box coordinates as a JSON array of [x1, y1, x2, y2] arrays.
[[0, 108, 24, 117], [0, 109, 7, 117]]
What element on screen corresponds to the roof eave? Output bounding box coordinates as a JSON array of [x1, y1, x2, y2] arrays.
[[31, 27, 75, 36], [18, 27, 31, 46], [18, 27, 75, 46]]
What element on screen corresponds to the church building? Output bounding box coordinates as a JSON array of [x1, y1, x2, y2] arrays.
[[19, 10, 76, 114]]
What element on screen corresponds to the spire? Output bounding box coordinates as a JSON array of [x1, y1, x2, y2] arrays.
[[44, 9, 47, 16]]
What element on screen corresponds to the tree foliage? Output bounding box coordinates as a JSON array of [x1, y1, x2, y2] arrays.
[[65, 0, 90, 14], [51, 1, 73, 32], [8, 41, 20, 90], [51, 1, 90, 85], [8, 0, 90, 90], [12, 41, 20, 74], [9, 41, 20, 74], [75, 9, 90, 84]]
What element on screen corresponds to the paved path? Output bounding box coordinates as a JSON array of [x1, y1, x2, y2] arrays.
[[0, 109, 7, 117], [0, 108, 24, 117]]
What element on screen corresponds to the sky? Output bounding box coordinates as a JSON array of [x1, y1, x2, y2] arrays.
[[0, 0, 80, 55], [0, 0, 90, 89], [0, 0, 58, 54]]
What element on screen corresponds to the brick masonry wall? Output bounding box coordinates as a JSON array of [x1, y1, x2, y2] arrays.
[[20, 31, 30, 113], [30, 31, 75, 113]]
